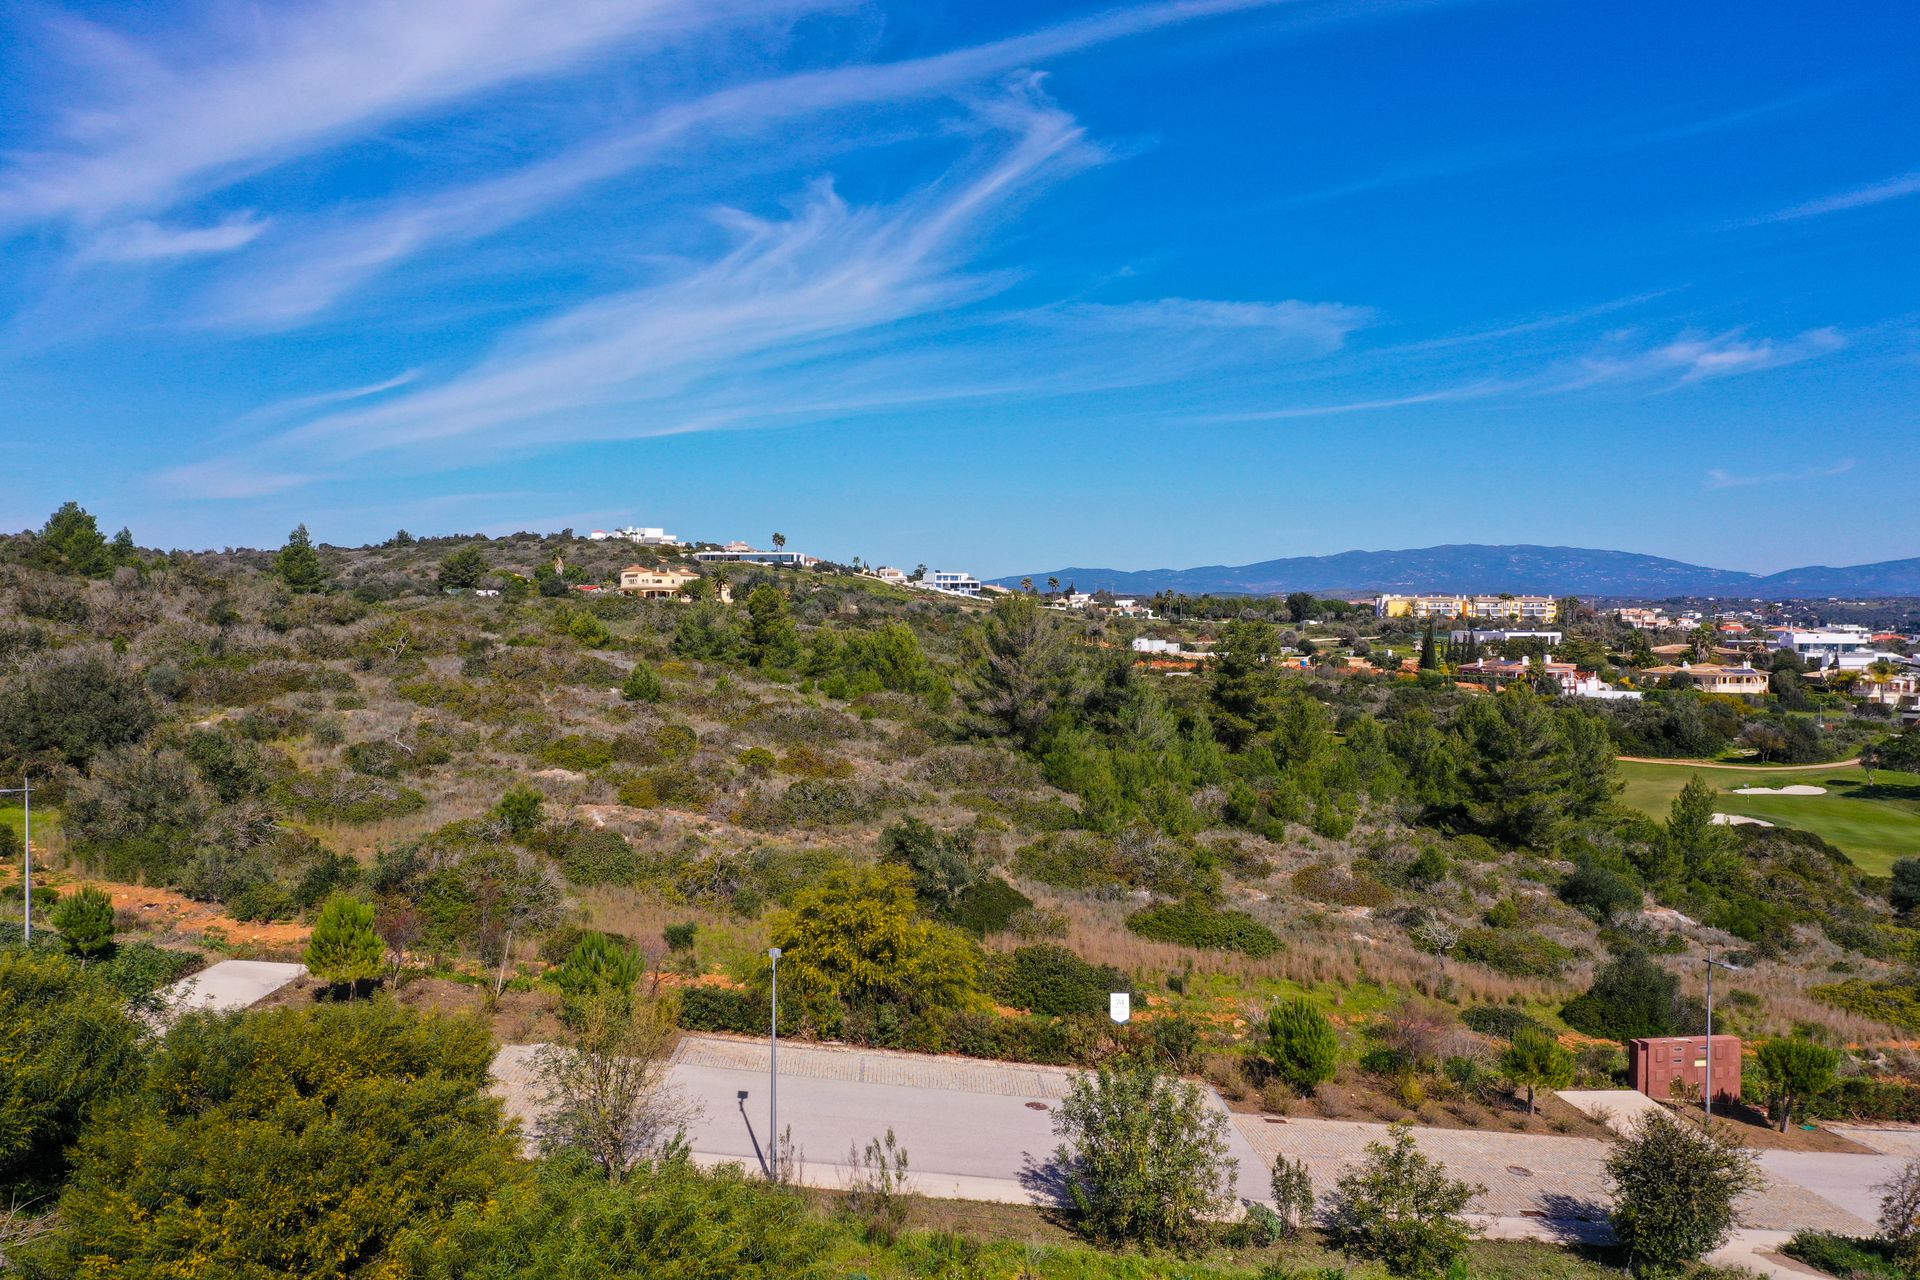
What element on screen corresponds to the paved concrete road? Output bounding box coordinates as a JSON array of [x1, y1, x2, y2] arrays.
[[494, 1035, 1267, 1204], [491, 1035, 1876, 1238], [160, 960, 306, 1015], [1757, 1150, 1906, 1225]]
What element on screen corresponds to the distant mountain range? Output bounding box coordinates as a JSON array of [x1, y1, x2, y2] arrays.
[[991, 544, 1920, 599]]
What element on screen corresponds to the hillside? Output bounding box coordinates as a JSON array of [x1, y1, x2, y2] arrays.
[[995, 543, 1920, 598]]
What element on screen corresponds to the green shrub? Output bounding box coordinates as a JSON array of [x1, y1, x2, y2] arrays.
[[1607, 1110, 1761, 1273], [1011, 831, 1126, 890], [50, 884, 116, 958], [620, 663, 664, 703], [556, 828, 639, 887], [1327, 1123, 1482, 1277], [1454, 927, 1573, 978], [940, 876, 1033, 936], [275, 769, 426, 824], [1783, 1232, 1906, 1280], [1460, 1005, 1549, 1042], [1125, 899, 1279, 957], [1265, 999, 1339, 1093], [1052, 1060, 1239, 1249], [1562, 950, 1682, 1041], [989, 944, 1128, 1018], [1291, 863, 1394, 908]]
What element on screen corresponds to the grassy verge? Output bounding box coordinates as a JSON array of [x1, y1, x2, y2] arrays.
[[809, 1195, 1619, 1279]]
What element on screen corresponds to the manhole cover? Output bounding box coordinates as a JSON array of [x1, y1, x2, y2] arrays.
[[1024, 1101, 1049, 1111], [1507, 1165, 1534, 1177]]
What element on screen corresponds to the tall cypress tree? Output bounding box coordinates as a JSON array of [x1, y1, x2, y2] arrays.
[[1418, 621, 1437, 670]]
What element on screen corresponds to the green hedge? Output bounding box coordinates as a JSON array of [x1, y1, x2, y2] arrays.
[[1124, 899, 1280, 957]]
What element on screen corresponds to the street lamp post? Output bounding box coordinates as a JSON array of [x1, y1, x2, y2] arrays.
[[768, 945, 781, 1181], [1703, 951, 1740, 1127], [0, 779, 31, 942]]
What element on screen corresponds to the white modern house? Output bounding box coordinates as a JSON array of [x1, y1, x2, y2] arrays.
[[1449, 629, 1563, 646], [868, 566, 910, 587], [1773, 626, 1881, 671], [916, 570, 983, 597], [691, 547, 820, 568], [587, 526, 683, 546]]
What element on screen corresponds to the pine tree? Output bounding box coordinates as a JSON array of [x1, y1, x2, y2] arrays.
[[40, 501, 111, 576], [304, 895, 385, 996], [276, 523, 327, 593]]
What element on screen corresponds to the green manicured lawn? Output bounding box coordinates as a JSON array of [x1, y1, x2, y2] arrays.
[[1617, 761, 1920, 874]]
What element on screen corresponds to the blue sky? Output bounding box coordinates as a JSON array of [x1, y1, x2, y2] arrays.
[[1, 0, 1915, 578]]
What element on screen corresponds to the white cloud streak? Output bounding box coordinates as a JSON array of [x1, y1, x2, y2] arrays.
[[1705, 459, 1855, 490], [1, 0, 804, 227], [161, 85, 1101, 495], [1755, 170, 1920, 224], [191, 0, 1301, 327], [79, 212, 269, 261], [1561, 327, 1846, 388]]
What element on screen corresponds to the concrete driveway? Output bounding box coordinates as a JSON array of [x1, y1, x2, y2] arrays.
[[159, 960, 307, 1015]]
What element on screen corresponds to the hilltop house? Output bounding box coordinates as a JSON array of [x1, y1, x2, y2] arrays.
[[617, 564, 701, 599], [587, 526, 683, 546], [915, 570, 983, 598]]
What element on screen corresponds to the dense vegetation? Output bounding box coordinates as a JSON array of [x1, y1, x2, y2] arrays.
[[4, 503, 1920, 1274]]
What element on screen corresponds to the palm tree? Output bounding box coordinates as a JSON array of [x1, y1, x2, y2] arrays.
[[1020, 577, 1035, 594], [1047, 576, 1059, 597], [771, 532, 786, 550]]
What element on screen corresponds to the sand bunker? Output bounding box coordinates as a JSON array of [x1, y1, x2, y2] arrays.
[[1711, 813, 1774, 827], [1731, 784, 1827, 796]]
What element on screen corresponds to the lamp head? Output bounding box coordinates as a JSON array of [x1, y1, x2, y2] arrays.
[[768, 946, 782, 960]]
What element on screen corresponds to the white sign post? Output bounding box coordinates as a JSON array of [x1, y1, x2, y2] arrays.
[[1109, 992, 1131, 1024]]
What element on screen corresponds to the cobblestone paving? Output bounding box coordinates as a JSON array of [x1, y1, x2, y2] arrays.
[[671, 1034, 1081, 1099], [1232, 1114, 1871, 1234]]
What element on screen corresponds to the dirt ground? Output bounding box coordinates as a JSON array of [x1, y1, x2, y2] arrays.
[[254, 972, 573, 1043], [4, 862, 311, 953]]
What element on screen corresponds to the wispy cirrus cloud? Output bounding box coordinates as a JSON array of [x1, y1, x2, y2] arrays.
[[1560, 326, 1846, 388], [78, 212, 269, 261], [160, 85, 1101, 495], [0, 0, 806, 228], [1705, 458, 1855, 490], [1752, 170, 1920, 224], [186, 0, 1303, 328], [161, 80, 1372, 499]]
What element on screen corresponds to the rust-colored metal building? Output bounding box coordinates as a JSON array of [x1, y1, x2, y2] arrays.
[[1628, 1035, 1741, 1102]]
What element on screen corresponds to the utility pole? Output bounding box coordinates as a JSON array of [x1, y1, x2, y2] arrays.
[[1, 778, 32, 941], [768, 945, 781, 1181], [1703, 951, 1740, 1127]]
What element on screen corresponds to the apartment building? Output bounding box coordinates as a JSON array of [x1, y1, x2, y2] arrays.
[[1376, 594, 1559, 623]]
